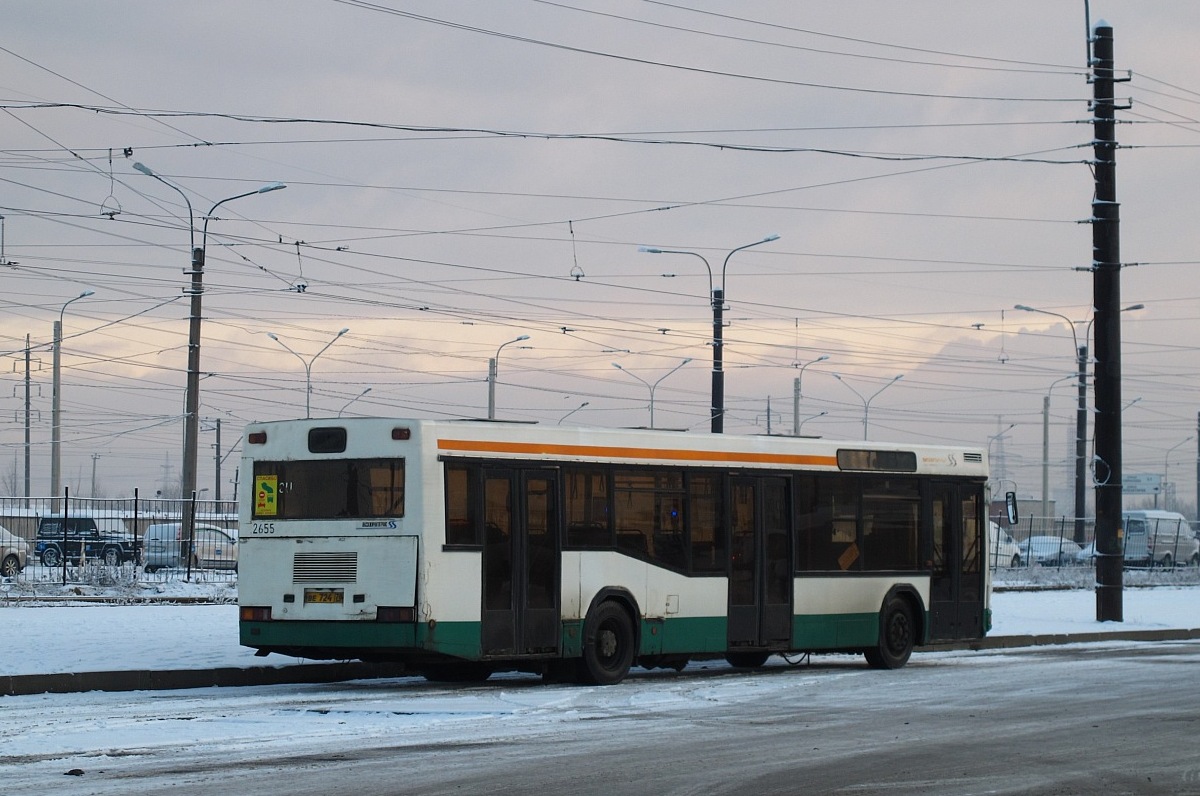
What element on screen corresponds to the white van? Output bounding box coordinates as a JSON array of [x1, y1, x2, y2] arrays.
[[1123, 510, 1199, 567]]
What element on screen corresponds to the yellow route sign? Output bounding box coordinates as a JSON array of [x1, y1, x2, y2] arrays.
[[255, 475, 278, 516]]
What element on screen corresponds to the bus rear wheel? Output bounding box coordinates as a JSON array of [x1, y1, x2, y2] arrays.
[[580, 601, 636, 685], [865, 597, 915, 670]]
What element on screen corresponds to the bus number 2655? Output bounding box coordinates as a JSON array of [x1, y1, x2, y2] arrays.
[[251, 522, 277, 534]]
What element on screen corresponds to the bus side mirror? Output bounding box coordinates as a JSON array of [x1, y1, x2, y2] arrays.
[[1005, 492, 1019, 525]]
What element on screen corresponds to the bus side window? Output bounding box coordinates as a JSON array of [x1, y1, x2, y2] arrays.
[[565, 468, 611, 548], [796, 474, 861, 572]]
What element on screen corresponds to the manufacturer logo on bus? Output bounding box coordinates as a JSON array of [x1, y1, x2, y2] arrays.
[[359, 520, 398, 529]]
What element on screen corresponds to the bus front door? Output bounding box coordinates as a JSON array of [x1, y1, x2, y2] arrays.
[[481, 470, 561, 658], [727, 477, 793, 652], [929, 482, 984, 641]]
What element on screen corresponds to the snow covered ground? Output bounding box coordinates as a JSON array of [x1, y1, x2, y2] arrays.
[[3, 585, 1198, 677]]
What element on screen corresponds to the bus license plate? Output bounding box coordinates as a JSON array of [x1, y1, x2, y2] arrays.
[[304, 589, 344, 604]]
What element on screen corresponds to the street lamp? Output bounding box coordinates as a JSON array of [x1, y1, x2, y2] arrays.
[[832, 373, 902, 440], [1163, 436, 1194, 511], [338, 387, 373, 417], [792, 354, 829, 436], [133, 163, 194, 251], [611, 358, 692, 428], [51, 290, 95, 497], [797, 410, 827, 436], [179, 180, 286, 525], [557, 401, 589, 425], [488, 335, 530, 420], [268, 328, 350, 418], [640, 234, 780, 433]]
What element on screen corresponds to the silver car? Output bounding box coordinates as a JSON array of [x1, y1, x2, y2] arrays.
[[1019, 535, 1083, 567], [0, 525, 28, 578], [144, 523, 238, 572]]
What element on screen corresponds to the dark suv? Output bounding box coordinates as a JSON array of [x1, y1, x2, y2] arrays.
[[35, 516, 141, 567]]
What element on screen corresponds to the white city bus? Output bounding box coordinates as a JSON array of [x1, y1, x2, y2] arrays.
[[239, 418, 989, 684]]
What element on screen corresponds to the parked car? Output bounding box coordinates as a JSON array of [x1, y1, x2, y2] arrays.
[[34, 514, 140, 567], [1019, 535, 1083, 567], [0, 524, 28, 577], [144, 523, 238, 572], [988, 522, 1024, 568]]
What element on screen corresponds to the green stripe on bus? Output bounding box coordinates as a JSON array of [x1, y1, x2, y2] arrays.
[[242, 611, 894, 661]]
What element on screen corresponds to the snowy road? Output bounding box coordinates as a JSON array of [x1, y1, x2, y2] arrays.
[[5, 639, 1200, 795]]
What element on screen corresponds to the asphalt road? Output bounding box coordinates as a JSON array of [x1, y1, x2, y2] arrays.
[[8, 639, 1200, 795]]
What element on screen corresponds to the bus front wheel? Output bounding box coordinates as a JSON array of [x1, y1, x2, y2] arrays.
[[580, 601, 636, 685], [865, 597, 915, 670]]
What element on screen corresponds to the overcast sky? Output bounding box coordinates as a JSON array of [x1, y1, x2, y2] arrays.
[[2, 1, 1199, 506]]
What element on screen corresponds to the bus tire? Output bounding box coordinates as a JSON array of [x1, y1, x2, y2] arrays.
[[865, 597, 915, 670], [725, 651, 770, 669], [581, 600, 636, 685]]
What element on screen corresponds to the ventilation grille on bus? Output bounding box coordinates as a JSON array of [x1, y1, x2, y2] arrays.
[[963, 452, 983, 463], [292, 551, 358, 583]]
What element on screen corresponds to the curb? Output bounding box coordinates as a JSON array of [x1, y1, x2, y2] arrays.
[[920, 627, 1200, 653], [2, 661, 409, 697], [6, 630, 1200, 696]]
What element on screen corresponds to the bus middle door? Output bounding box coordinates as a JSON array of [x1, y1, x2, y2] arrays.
[[481, 469, 561, 658], [727, 476, 793, 652]]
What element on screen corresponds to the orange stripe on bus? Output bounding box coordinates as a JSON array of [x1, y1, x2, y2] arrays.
[[436, 438, 838, 467]]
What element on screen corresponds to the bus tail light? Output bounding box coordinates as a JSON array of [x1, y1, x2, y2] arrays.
[[248, 431, 267, 445], [376, 606, 414, 623], [240, 606, 272, 622]]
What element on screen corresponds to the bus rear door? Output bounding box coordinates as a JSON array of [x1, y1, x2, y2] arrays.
[[929, 482, 984, 641]]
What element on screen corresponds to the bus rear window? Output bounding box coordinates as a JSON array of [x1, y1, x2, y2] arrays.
[[252, 459, 404, 520]]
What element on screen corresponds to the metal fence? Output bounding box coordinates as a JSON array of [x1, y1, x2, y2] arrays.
[[0, 494, 238, 586], [992, 514, 1200, 569]]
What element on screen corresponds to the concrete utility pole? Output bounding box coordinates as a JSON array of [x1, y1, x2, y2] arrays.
[[214, 418, 222, 502], [24, 333, 31, 506], [1091, 20, 1128, 622]]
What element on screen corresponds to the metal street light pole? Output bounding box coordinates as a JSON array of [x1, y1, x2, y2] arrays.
[[792, 355, 829, 436], [268, 328, 350, 418], [1018, 302, 1143, 543], [1042, 376, 1075, 525], [1163, 436, 1194, 511], [180, 181, 286, 528], [338, 387, 373, 418], [488, 335, 530, 420], [51, 290, 95, 498], [611, 357, 692, 428], [639, 234, 779, 433], [1016, 304, 1089, 543], [832, 373, 902, 440]]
